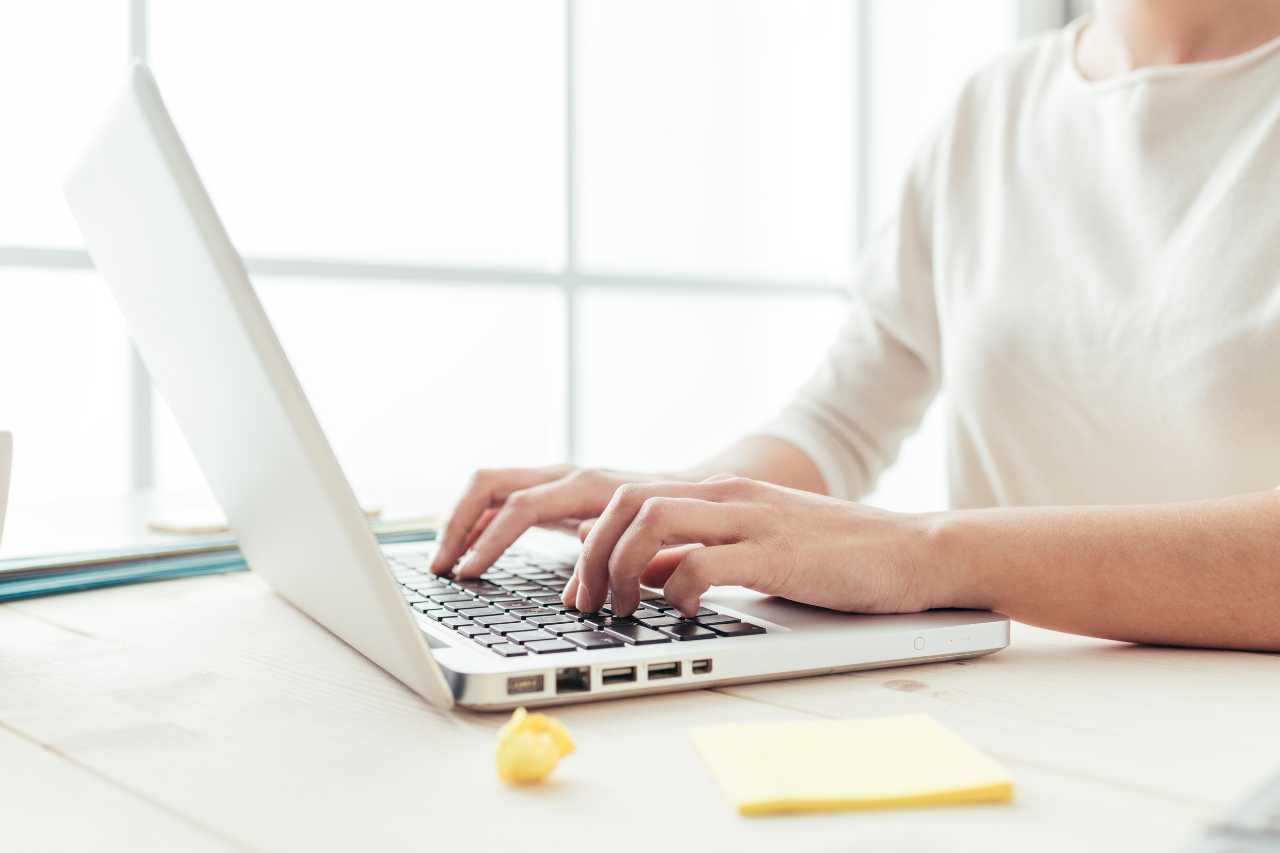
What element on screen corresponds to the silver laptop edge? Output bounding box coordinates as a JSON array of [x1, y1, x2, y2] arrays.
[[65, 63, 1009, 712]]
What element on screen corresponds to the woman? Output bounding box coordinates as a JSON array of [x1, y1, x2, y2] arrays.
[[432, 0, 1280, 651]]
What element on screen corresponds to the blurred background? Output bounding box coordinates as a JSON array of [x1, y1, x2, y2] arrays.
[[0, 1, 1081, 553]]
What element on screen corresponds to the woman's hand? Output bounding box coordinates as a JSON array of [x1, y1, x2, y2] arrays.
[[563, 476, 943, 618], [430, 465, 678, 577]]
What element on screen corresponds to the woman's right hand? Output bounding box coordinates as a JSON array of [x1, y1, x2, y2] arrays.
[[429, 465, 670, 578]]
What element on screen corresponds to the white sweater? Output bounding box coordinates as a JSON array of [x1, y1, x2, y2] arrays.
[[765, 19, 1280, 508]]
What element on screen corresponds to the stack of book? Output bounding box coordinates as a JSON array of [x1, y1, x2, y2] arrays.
[[0, 520, 435, 603]]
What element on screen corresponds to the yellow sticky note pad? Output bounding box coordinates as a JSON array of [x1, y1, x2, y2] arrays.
[[690, 713, 1013, 816]]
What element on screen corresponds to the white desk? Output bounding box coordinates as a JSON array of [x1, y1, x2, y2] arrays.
[[2, 496, 1277, 852]]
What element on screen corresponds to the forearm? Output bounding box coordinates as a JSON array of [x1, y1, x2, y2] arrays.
[[927, 490, 1280, 651], [678, 435, 828, 495]]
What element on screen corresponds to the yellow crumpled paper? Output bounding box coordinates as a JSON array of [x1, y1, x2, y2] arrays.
[[496, 707, 576, 784]]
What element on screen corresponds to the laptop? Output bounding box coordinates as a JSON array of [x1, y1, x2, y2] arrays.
[[64, 64, 1009, 710]]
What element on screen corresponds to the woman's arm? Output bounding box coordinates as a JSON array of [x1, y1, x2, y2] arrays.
[[930, 490, 1280, 651], [567, 477, 1280, 653], [680, 435, 829, 495]]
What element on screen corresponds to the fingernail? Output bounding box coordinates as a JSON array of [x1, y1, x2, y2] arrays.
[[575, 584, 589, 612]]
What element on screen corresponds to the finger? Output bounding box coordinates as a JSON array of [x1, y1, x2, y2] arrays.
[[605, 498, 744, 616], [561, 572, 579, 608], [462, 508, 498, 551], [565, 545, 689, 607], [576, 480, 740, 611], [576, 518, 596, 541], [461, 476, 616, 578], [431, 466, 568, 573], [663, 543, 766, 617], [638, 544, 700, 589]]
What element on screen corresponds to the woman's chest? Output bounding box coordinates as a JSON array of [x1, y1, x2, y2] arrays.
[[935, 194, 1280, 448]]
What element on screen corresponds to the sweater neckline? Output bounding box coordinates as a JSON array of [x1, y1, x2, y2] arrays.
[[1065, 15, 1280, 93]]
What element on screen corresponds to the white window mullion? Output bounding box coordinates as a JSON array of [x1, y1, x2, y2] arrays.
[[127, 0, 155, 490], [563, 0, 580, 464]]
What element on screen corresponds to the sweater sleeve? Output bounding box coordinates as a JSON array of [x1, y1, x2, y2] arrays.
[[759, 163, 941, 501]]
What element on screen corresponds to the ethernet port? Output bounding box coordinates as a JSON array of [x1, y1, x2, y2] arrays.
[[555, 666, 591, 694]]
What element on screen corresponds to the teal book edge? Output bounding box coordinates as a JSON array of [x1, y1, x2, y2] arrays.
[[0, 528, 435, 603]]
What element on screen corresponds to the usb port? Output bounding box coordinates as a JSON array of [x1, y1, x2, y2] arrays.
[[692, 658, 712, 675], [647, 661, 681, 680], [507, 674, 545, 695], [601, 666, 637, 685]]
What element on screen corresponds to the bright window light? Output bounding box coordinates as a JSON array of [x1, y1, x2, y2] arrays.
[[150, 0, 565, 269], [0, 1, 128, 246], [578, 0, 853, 283], [0, 0, 1036, 535], [0, 269, 131, 501], [154, 278, 567, 510], [578, 287, 846, 471]]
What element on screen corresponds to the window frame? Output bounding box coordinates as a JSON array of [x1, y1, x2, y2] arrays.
[[0, 0, 1067, 493]]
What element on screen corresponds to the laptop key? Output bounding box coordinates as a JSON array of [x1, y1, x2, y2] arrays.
[[471, 634, 505, 646], [490, 643, 527, 657], [546, 622, 594, 635], [565, 630, 624, 650], [507, 629, 555, 644], [455, 606, 504, 618], [525, 639, 575, 654], [442, 617, 473, 629], [457, 625, 490, 638], [490, 620, 540, 636], [430, 593, 473, 604], [696, 613, 738, 626], [637, 615, 679, 628], [707, 621, 766, 637], [508, 607, 555, 618], [492, 579, 527, 589], [657, 622, 717, 641], [662, 607, 714, 618], [601, 623, 671, 645], [474, 613, 520, 627], [527, 614, 574, 626], [528, 594, 564, 605]]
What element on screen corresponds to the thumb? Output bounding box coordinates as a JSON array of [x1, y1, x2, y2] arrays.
[[639, 544, 703, 588]]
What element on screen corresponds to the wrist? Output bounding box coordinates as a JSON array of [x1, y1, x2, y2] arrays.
[[912, 510, 994, 611]]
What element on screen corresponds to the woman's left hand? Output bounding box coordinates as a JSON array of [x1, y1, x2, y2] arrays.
[[561, 476, 945, 618]]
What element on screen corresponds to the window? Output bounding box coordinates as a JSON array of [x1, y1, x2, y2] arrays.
[[0, 1, 1065, 536]]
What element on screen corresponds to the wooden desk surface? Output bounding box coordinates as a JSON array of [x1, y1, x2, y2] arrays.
[[2, 494, 1277, 852]]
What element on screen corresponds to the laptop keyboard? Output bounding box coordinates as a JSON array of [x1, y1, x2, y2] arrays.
[[387, 547, 766, 657]]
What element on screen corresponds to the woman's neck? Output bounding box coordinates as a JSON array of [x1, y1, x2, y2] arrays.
[[1078, 0, 1280, 79]]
